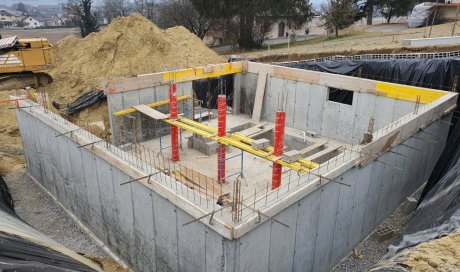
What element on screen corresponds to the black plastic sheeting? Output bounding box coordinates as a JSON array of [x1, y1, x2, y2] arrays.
[[65, 90, 107, 116], [0, 230, 97, 272], [0, 176, 14, 216], [0, 177, 98, 271], [284, 58, 460, 93], [193, 75, 234, 109]]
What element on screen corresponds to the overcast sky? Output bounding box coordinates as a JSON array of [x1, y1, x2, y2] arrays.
[[0, 0, 325, 9]]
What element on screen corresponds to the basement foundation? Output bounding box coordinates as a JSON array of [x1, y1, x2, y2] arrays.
[[15, 61, 457, 272]]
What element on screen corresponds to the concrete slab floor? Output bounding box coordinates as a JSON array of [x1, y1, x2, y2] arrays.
[[138, 112, 348, 199]]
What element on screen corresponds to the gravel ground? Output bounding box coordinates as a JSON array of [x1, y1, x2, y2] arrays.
[[332, 188, 423, 271], [4, 170, 108, 258]]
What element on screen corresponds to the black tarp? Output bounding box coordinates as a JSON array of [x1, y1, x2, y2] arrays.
[[0, 176, 14, 216], [192, 75, 234, 109], [284, 58, 460, 93], [65, 90, 107, 116], [0, 176, 99, 271]]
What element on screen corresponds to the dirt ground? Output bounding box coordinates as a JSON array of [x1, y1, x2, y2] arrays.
[[0, 90, 26, 176], [244, 21, 460, 62], [1, 27, 81, 43]]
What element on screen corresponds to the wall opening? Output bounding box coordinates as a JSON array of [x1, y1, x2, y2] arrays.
[[328, 88, 354, 105]]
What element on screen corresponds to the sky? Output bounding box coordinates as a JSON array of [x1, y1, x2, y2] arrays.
[[0, 0, 325, 9]]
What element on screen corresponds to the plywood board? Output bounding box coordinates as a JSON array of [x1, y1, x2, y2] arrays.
[[134, 104, 168, 120], [252, 72, 268, 122]]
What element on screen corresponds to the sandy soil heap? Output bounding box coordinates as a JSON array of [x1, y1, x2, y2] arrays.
[[0, 13, 223, 176], [47, 13, 223, 102]]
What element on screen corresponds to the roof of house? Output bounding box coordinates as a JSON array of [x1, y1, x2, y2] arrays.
[[0, 9, 24, 17], [21, 15, 43, 22]]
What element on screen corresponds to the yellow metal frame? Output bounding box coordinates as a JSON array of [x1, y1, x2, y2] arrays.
[[375, 82, 446, 104], [113, 94, 193, 117], [162, 62, 243, 83], [164, 117, 319, 172]]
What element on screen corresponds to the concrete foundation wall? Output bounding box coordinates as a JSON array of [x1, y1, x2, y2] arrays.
[[107, 82, 193, 145], [230, 116, 449, 272], [17, 102, 451, 272], [16, 107, 235, 272], [241, 73, 417, 144]]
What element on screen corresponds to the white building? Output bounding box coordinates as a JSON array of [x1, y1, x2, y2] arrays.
[[0, 9, 24, 23], [263, 17, 326, 45], [22, 16, 44, 28]]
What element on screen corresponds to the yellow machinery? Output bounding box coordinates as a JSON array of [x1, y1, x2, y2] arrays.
[[0, 36, 53, 91]]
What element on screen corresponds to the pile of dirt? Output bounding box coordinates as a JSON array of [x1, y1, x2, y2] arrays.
[[0, 90, 25, 176], [0, 13, 223, 175], [404, 231, 460, 271], [47, 13, 223, 103]]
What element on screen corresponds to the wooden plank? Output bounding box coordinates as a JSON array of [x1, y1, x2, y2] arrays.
[[299, 141, 327, 157], [133, 104, 167, 120], [252, 72, 268, 122], [305, 145, 342, 163]]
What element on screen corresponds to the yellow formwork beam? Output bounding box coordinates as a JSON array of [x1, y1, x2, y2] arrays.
[[113, 94, 193, 117], [176, 118, 320, 169], [375, 82, 446, 104], [163, 117, 317, 172], [162, 62, 243, 83]]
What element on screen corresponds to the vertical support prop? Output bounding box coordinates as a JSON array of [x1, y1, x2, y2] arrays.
[[170, 83, 179, 161], [217, 95, 227, 184], [272, 111, 286, 190]]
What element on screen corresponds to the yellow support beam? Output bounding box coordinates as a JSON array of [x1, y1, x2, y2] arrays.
[[162, 62, 243, 83], [113, 94, 193, 117], [163, 118, 318, 172], [375, 82, 446, 104], [175, 118, 320, 169]]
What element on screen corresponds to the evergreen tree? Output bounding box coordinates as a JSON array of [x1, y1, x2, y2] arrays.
[[320, 0, 356, 37], [377, 0, 415, 24], [191, 0, 312, 49]]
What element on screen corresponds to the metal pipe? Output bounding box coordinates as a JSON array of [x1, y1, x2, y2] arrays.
[[217, 95, 226, 184], [272, 111, 286, 190], [170, 84, 179, 161]]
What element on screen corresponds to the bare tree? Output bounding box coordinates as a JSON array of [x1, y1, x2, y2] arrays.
[[320, 0, 356, 37], [65, 0, 98, 37], [156, 0, 216, 39], [103, 0, 133, 23]]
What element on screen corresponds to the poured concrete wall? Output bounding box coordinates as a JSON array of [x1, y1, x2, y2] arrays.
[[17, 101, 451, 272], [241, 73, 417, 144], [230, 116, 450, 272], [107, 82, 193, 145], [16, 106, 235, 272]]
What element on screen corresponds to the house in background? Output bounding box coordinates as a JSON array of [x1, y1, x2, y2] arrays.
[[263, 17, 326, 45], [0, 9, 25, 24], [22, 15, 44, 28]]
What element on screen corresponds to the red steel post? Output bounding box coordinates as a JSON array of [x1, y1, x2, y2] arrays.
[[169, 84, 179, 161], [272, 111, 286, 189], [217, 95, 227, 184]]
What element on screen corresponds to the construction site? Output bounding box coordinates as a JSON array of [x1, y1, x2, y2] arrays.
[[1, 10, 460, 272]]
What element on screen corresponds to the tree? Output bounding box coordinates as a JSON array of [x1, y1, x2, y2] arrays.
[[103, 0, 133, 23], [191, 0, 312, 49], [156, 0, 217, 39], [377, 0, 414, 24], [15, 2, 28, 14], [320, 0, 356, 37], [65, 0, 99, 37]]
